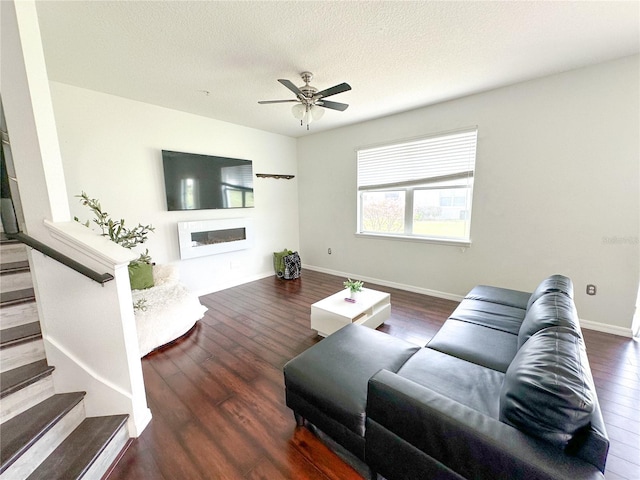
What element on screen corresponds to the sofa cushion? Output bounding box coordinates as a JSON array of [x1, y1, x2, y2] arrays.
[[426, 319, 518, 373], [448, 299, 526, 335], [397, 347, 505, 418], [500, 326, 596, 449], [283, 323, 420, 437], [526, 274, 574, 311], [464, 285, 531, 310], [518, 292, 581, 349]]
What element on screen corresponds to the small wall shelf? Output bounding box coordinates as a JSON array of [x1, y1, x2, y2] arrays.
[[256, 173, 295, 180]]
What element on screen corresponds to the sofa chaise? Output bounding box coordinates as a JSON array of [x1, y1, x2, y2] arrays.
[[283, 275, 608, 480]]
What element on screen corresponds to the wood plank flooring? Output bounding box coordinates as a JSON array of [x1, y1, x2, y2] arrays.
[[106, 270, 640, 480]]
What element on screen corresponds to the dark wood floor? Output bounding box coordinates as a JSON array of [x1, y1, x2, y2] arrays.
[[107, 270, 640, 480]]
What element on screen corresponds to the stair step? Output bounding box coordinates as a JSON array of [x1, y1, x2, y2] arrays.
[[0, 321, 41, 349], [0, 287, 35, 307], [0, 301, 39, 329], [0, 242, 28, 263], [0, 238, 19, 244], [0, 392, 86, 475], [0, 271, 33, 293], [1, 360, 53, 398], [26, 415, 129, 480], [0, 260, 29, 274], [0, 235, 20, 246], [0, 337, 45, 373], [1, 369, 54, 424]]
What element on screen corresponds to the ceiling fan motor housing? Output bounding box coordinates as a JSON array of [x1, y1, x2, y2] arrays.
[[299, 72, 318, 102]]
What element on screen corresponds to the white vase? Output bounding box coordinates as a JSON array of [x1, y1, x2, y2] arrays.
[[350, 290, 360, 301]]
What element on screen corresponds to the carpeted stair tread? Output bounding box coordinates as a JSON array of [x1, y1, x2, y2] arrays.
[[0, 260, 30, 274], [0, 321, 41, 349], [0, 392, 86, 473], [26, 415, 129, 480], [0, 287, 35, 307], [0, 360, 54, 398]]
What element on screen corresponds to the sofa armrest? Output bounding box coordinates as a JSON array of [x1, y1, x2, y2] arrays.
[[366, 370, 604, 480]]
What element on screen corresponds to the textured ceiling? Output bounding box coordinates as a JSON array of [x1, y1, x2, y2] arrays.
[[35, 1, 639, 138]]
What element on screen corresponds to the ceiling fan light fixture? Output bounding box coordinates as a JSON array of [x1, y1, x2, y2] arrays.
[[303, 106, 314, 130], [310, 104, 325, 121], [291, 103, 305, 120], [293, 104, 320, 129]]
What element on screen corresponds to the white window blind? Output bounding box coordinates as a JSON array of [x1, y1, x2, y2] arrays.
[[357, 128, 477, 190]]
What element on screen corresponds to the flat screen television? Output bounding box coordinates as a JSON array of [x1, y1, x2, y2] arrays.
[[162, 150, 254, 211]]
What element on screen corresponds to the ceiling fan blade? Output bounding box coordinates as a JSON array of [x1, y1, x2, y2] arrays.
[[315, 82, 351, 99], [318, 99, 349, 111], [258, 100, 298, 104], [278, 79, 303, 97]]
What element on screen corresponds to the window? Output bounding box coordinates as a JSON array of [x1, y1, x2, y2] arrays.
[[221, 165, 254, 208], [357, 128, 477, 244], [180, 178, 199, 210]]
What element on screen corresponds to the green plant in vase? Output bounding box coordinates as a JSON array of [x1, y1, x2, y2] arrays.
[[75, 192, 155, 291], [343, 278, 364, 300]]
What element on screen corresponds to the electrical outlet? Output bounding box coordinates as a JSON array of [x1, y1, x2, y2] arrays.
[[586, 284, 597, 296], [328, 248, 332, 255]]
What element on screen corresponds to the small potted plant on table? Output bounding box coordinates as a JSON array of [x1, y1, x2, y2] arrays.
[[343, 278, 364, 302]]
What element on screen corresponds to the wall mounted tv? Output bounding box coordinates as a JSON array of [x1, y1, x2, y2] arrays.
[[162, 150, 254, 211]]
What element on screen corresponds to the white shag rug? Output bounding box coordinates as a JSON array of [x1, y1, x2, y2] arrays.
[[132, 264, 207, 357]]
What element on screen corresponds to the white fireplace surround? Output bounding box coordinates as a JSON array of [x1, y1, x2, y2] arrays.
[[178, 218, 254, 259]]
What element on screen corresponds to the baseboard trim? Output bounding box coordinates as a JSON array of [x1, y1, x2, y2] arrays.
[[194, 271, 275, 297], [304, 265, 633, 338], [579, 318, 633, 338], [303, 264, 465, 302]]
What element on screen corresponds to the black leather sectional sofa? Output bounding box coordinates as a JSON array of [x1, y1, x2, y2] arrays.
[[283, 275, 608, 480]]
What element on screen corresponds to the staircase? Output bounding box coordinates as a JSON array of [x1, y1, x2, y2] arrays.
[[0, 236, 130, 479]]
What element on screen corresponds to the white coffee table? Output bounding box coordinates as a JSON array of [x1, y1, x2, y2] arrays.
[[310, 288, 391, 337]]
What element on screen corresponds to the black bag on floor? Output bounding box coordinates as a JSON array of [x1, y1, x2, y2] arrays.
[[274, 249, 301, 279], [283, 251, 301, 280]]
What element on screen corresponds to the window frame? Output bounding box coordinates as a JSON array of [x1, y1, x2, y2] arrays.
[[356, 127, 477, 247]]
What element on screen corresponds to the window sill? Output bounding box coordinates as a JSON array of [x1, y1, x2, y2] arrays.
[[355, 232, 471, 248]]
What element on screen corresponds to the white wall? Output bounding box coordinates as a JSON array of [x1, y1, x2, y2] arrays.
[[50, 83, 299, 295], [298, 55, 640, 335]]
